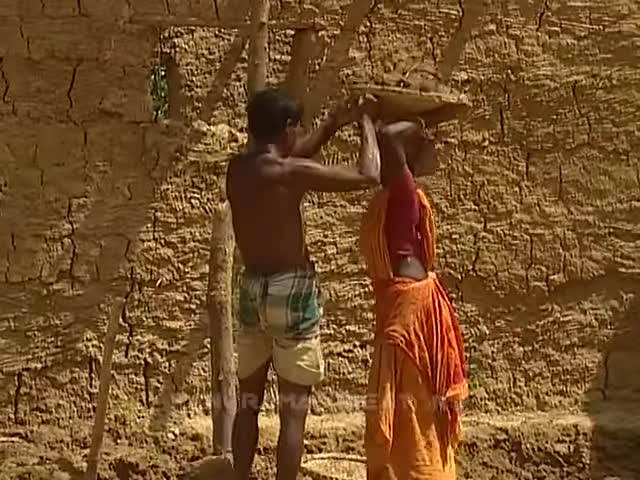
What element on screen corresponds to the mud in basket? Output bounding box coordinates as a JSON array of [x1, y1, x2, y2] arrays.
[[347, 82, 471, 121], [300, 453, 366, 480]]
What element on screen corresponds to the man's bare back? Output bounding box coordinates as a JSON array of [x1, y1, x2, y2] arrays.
[[227, 151, 309, 274]]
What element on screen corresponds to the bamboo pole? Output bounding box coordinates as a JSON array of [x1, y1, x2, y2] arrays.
[[302, 0, 377, 125], [286, 28, 319, 115], [197, 32, 249, 122], [207, 202, 236, 456], [196, 0, 250, 122], [247, 0, 270, 95], [85, 299, 125, 480]]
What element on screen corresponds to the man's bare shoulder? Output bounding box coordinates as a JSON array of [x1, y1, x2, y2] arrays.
[[227, 151, 290, 196], [228, 150, 285, 171]]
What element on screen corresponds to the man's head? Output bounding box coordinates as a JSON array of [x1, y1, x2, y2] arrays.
[[246, 87, 304, 155]]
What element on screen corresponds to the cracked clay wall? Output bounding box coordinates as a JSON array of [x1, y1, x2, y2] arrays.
[[0, 0, 225, 432], [0, 0, 639, 445]]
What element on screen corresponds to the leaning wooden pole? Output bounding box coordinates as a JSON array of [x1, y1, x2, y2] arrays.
[[302, 0, 376, 125], [247, 0, 270, 95], [85, 299, 125, 480], [286, 28, 318, 108], [208, 202, 236, 457]]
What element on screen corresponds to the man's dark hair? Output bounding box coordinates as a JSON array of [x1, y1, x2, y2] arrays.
[[246, 87, 303, 141]]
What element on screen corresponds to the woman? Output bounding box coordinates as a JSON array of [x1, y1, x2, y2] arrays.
[[359, 114, 468, 480]]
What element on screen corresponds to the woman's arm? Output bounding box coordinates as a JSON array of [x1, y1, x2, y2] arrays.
[[359, 113, 381, 181], [376, 121, 410, 179]]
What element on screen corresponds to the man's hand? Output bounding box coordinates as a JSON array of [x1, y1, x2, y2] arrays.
[[291, 95, 381, 159], [330, 95, 381, 128], [358, 94, 381, 120]]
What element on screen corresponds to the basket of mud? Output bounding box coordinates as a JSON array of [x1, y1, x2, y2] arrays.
[[348, 79, 471, 124], [300, 453, 366, 480]]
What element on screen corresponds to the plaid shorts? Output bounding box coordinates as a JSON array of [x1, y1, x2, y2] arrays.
[[238, 269, 323, 340]]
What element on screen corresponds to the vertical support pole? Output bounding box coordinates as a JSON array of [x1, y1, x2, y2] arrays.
[[207, 0, 271, 460], [302, 0, 376, 125], [208, 202, 236, 457], [247, 0, 270, 95], [286, 27, 319, 126], [85, 299, 125, 480]]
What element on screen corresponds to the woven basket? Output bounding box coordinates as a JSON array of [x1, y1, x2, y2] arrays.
[[347, 82, 471, 122], [300, 453, 366, 480]]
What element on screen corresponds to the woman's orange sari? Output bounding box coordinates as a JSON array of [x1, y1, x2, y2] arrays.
[[359, 188, 468, 480]]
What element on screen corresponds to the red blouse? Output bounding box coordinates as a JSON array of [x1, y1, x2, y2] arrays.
[[384, 164, 424, 265]]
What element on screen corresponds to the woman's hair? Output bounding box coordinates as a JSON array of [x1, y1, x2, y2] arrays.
[[246, 87, 304, 142], [407, 158, 416, 176]]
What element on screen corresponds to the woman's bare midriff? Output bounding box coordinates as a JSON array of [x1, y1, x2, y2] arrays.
[[393, 255, 428, 281]]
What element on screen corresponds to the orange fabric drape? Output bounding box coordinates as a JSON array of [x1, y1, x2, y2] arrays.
[[360, 188, 468, 479]]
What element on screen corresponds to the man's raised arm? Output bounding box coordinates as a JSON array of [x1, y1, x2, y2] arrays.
[[291, 98, 364, 159], [260, 114, 380, 193], [290, 115, 340, 159]]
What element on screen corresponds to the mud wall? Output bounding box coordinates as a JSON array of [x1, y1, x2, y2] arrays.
[[0, 0, 639, 456], [0, 0, 231, 433], [167, 0, 640, 414]]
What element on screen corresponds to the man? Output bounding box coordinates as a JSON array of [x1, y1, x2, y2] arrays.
[[226, 87, 380, 480], [359, 116, 468, 480]]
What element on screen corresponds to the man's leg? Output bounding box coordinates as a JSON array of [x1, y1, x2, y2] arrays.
[[232, 360, 270, 480], [272, 334, 323, 480], [276, 376, 311, 480]]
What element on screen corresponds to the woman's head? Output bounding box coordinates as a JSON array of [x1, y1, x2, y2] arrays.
[[402, 125, 439, 177]]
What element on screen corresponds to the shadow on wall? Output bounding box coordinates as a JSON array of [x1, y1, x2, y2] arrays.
[[586, 285, 640, 480]]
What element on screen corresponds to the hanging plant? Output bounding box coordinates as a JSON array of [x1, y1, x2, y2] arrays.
[[150, 64, 169, 122]]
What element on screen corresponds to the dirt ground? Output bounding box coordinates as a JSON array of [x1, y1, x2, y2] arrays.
[[2, 406, 640, 479]]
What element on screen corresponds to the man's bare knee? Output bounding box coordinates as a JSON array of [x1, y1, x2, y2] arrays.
[[279, 393, 309, 418], [278, 379, 311, 424], [238, 390, 264, 415], [237, 362, 270, 416]]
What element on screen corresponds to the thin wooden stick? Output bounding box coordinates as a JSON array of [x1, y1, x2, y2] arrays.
[[247, 0, 270, 95], [302, 0, 377, 125], [286, 28, 319, 106], [129, 15, 319, 30], [197, 32, 249, 122], [207, 202, 236, 456], [85, 299, 125, 480]]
